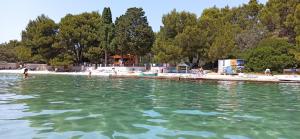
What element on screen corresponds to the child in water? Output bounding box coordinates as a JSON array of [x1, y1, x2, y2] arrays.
[[23, 68, 29, 78]]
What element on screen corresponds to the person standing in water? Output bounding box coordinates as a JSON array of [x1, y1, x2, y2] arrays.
[[23, 68, 29, 78], [88, 70, 92, 78]]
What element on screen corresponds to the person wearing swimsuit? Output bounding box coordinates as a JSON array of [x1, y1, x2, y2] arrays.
[[23, 68, 29, 78]]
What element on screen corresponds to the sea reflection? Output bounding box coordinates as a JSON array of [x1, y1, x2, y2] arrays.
[[216, 81, 241, 111]]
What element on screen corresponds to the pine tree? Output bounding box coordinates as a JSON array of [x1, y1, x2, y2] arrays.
[[100, 7, 114, 66]]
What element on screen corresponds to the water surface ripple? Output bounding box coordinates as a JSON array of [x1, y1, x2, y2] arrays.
[[0, 74, 300, 139]]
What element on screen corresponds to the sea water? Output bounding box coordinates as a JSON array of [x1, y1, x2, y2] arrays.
[[0, 73, 300, 139]]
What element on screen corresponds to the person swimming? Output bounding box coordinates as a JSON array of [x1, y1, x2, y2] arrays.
[[23, 68, 29, 78]]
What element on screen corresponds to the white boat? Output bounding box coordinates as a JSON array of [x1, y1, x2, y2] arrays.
[[138, 72, 158, 77]]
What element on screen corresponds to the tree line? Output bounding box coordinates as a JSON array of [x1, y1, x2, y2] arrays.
[[0, 7, 154, 67], [1, 0, 300, 72]]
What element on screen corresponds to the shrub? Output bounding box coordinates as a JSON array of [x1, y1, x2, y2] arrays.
[[243, 38, 297, 73]]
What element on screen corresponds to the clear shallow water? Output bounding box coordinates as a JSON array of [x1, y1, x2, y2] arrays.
[[0, 74, 300, 139]]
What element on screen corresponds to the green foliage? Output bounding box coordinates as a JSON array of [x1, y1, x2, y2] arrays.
[[175, 26, 206, 63], [161, 10, 197, 38], [198, 7, 242, 62], [58, 12, 103, 64], [153, 0, 299, 69], [235, 25, 268, 52], [112, 7, 154, 58], [30, 55, 45, 63], [111, 15, 130, 56], [246, 0, 263, 18], [50, 54, 73, 67], [102, 7, 112, 24], [295, 4, 300, 47], [289, 45, 300, 63], [1, 1, 300, 72], [198, 7, 224, 44], [100, 7, 114, 65], [243, 38, 297, 72], [0, 46, 16, 62], [152, 36, 182, 64], [21, 14, 58, 63], [208, 23, 240, 61], [153, 10, 200, 65], [259, 0, 299, 42], [14, 46, 32, 62], [84, 47, 104, 64], [0, 40, 19, 62]]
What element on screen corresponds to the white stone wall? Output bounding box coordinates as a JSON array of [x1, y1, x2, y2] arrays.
[[0, 63, 18, 69], [96, 66, 146, 73]]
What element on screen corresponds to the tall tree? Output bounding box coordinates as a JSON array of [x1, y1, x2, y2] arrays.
[[232, 0, 267, 53], [100, 7, 114, 66], [58, 12, 103, 64], [152, 33, 182, 65], [15, 46, 32, 63], [290, 4, 300, 63], [102, 7, 112, 24], [161, 10, 197, 38], [295, 4, 300, 47], [112, 7, 154, 63], [152, 10, 198, 65], [208, 23, 240, 61], [198, 7, 222, 52], [0, 40, 19, 62], [111, 16, 130, 59], [127, 8, 154, 59], [235, 25, 267, 52], [21, 14, 58, 63], [198, 7, 241, 62], [175, 26, 206, 64], [260, 0, 299, 43]]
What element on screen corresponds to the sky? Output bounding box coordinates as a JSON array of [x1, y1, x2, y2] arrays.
[[0, 0, 267, 43]]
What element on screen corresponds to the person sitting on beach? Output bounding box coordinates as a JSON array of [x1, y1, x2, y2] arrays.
[[112, 68, 117, 75], [265, 68, 271, 76], [292, 67, 297, 75], [197, 67, 204, 76], [23, 68, 29, 78], [199, 67, 204, 73]]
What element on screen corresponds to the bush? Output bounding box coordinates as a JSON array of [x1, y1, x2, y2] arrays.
[[50, 54, 73, 67], [243, 38, 297, 73]]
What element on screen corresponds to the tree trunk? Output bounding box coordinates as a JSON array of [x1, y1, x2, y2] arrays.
[[78, 49, 82, 64], [72, 45, 79, 64], [196, 55, 200, 67], [139, 56, 142, 64], [189, 57, 193, 64], [135, 55, 139, 65], [121, 51, 124, 67], [104, 50, 107, 67]]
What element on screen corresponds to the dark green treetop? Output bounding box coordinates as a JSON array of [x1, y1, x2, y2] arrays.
[[21, 14, 58, 63]]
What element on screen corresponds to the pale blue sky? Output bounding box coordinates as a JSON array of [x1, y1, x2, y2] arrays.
[[0, 0, 267, 43]]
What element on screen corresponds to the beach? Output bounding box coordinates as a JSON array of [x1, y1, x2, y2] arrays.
[[1, 69, 299, 83]]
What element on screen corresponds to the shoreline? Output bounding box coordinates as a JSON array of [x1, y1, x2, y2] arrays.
[[0, 69, 299, 83]]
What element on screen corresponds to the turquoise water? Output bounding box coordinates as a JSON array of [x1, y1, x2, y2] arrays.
[[0, 74, 300, 139]]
